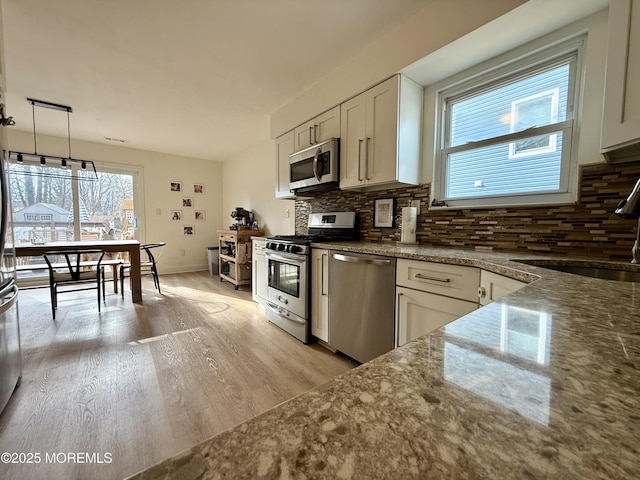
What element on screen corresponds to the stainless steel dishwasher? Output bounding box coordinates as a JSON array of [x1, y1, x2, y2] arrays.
[[328, 251, 396, 364]]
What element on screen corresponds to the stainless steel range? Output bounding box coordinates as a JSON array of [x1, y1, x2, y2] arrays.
[[265, 212, 357, 343]]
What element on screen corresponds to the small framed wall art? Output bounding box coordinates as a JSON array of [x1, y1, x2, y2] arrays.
[[170, 181, 182, 192], [193, 183, 205, 194], [195, 210, 205, 221], [170, 210, 182, 221], [183, 226, 194, 236], [374, 197, 395, 228], [182, 197, 193, 208]]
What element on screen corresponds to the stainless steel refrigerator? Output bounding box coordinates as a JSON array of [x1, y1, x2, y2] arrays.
[[0, 148, 21, 415]]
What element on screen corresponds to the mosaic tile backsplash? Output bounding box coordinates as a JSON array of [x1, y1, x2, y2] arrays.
[[295, 161, 640, 261]]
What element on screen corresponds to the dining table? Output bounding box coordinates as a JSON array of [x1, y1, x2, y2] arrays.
[[15, 239, 143, 303]]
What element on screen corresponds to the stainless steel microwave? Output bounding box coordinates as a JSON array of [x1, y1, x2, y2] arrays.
[[289, 138, 339, 193]]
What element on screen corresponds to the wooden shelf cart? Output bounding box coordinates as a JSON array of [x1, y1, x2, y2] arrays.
[[217, 228, 263, 290]]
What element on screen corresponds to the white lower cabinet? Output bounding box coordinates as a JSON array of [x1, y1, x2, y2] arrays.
[[395, 259, 480, 347], [252, 238, 267, 306], [477, 270, 526, 306], [396, 286, 477, 347], [311, 248, 329, 342]]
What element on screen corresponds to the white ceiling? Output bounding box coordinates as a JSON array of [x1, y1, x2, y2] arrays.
[[1, 0, 432, 161]]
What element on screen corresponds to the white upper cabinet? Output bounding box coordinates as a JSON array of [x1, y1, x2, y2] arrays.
[[275, 130, 295, 199], [340, 75, 423, 190], [293, 106, 341, 151], [601, 0, 640, 157]]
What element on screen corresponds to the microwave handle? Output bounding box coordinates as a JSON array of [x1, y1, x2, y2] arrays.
[[313, 147, 322, 181]]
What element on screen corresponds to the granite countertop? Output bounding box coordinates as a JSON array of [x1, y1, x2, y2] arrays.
[[128, 242, 640, 480]]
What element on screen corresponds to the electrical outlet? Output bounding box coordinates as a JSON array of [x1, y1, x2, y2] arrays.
[[285, 208, 290, 218], [410, 200, 421, 215], [156, 208, 162, 216]]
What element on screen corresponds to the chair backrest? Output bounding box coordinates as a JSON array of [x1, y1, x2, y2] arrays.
[[43, 249, 105, 280], [141, 242, 166, 266]]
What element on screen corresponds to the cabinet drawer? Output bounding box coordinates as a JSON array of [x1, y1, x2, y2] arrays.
[[219, 233, 237, 242], [396, 259, 479, 302]]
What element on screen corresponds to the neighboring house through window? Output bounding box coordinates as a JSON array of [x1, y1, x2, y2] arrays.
[[432, 35, 585, 208]]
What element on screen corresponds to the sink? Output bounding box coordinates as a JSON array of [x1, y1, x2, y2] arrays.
[[513, 260, 640, 282]]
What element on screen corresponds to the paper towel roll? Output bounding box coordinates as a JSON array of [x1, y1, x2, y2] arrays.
[[400, 206, 417, 244]]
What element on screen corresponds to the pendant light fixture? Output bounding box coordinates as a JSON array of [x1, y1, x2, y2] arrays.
[[8, 98, 98, 181]]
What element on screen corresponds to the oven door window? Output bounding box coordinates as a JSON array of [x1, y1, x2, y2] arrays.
[[268, 258, 300, 298]]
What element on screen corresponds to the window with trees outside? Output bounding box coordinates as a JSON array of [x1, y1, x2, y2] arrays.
[[9, 162, 139, 279], [431, 36, 585, 209]]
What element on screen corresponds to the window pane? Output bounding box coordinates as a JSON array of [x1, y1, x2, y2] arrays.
[[446, 132, 563, 199], [78, 169, 136, 241], [449, 63, 569, 147], [9, 165, 74, 243]]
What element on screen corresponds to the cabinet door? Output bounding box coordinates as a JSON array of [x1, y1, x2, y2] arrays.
[[340, 93, 367, 189], [396, 286, 477, 347], [601, 0, 640, 151], [294, 106, 341, 151], [252, 239, 267, 304], [478, 271, 526, 306], [275, 130, 295, 199], [311, 249, 329, 342], [365, 76, 399, 187]]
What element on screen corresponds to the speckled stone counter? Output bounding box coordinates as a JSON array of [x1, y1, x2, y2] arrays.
[[127, 243, 640, 480]]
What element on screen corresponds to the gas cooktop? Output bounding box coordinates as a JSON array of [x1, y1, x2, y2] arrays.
[[266, 212, 358, 254]]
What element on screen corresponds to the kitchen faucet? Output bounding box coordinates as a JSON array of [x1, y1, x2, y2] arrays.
[[615, 178, 640, 263]]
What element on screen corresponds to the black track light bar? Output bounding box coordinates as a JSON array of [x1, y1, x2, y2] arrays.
[[8, 151, 97, 181], [27, 98, 72, 113]]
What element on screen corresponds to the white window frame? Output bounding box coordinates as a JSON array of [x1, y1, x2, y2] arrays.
[[431, 35, 586, 210]]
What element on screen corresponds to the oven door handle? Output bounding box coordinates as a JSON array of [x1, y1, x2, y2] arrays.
[[266, 252, 306, 264]]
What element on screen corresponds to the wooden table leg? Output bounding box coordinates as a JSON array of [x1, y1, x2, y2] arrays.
[[129, 246, 142, 303]]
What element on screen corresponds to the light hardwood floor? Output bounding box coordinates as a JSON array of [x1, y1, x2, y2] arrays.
[[0, 272, 353, 480]]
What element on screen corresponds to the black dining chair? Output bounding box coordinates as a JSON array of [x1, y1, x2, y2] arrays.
[[42, 249, 106, 320], [120, 242, 166, 297]]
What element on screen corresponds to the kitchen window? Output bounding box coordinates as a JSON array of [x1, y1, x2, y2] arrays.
[[432, 35, 585, 209]]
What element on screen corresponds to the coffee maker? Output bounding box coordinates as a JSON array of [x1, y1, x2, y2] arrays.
[[230, 207, 254, 230]]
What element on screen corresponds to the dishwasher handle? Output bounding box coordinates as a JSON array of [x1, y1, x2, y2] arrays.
[[331, 252, 392, 266]]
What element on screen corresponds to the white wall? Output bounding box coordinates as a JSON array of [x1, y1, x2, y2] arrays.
[[222, 138, 295, 236], [7, 129, 224, 273]]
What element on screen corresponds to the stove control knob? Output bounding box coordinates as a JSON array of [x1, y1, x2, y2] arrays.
[[289, 245, 302, 254], [277, 243, 285, 251]]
